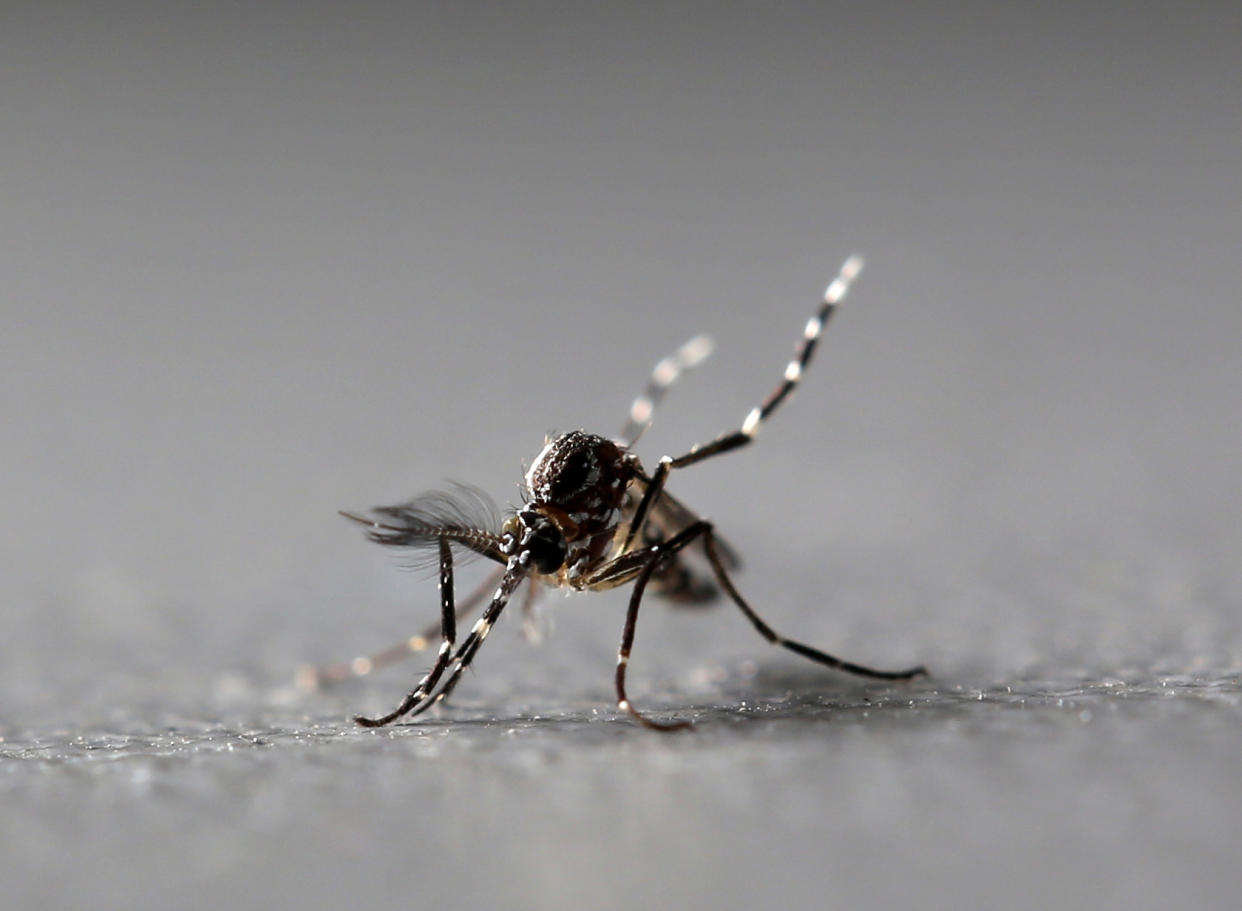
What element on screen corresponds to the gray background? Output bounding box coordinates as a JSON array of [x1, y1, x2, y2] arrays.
[[2, 2, 1239, 909]]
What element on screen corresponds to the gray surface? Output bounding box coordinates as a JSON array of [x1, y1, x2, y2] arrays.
[[2, 3, 1240, 910]]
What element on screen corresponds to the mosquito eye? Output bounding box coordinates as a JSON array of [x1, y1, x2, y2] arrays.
[[524, 520, 567, 574]]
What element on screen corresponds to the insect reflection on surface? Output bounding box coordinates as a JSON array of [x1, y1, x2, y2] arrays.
[[304, 256, 926, 730]]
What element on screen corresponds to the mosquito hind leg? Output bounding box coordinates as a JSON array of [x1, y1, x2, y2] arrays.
[[618, 335, 714, 447], [621, 256, 865, 556], [700, 531, 927, 681]]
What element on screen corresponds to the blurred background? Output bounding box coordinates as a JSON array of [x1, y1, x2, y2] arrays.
[[2, 2, 1239, 909]]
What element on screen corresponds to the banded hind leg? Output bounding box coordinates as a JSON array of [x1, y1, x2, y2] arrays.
[[623, 256, 866, 554], [617, 334, 714, 447]]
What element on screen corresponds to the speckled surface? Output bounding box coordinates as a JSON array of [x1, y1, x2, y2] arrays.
[[5, 668, 1240, 911]]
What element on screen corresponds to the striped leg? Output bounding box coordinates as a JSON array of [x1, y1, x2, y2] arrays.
[[401, 560, 528, 719], [617, 334, 714, 447], [676, 254, 863, 469], [354, 539, 460, 727], [299, 563, 506, 690], [621, 255, 864, 555]]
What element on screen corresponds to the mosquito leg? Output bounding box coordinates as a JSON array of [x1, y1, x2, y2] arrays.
[[701, 531, 927, 681], [297, 563, 505, 690], [666, 255, 865, 472], [614, 521, 721, 731], [354, 538, 460, 727], [519, 575, 543, 643], [620, 458, 671, 555], [618, 335, 714, 447], [617, 257, 864, 557], [401, 561, 527, 718]]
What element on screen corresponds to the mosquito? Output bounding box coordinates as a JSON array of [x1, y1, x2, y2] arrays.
[[308, 255, 926, 730]]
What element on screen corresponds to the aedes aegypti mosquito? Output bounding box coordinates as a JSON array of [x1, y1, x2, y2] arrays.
[[306, 256, 926, 730]]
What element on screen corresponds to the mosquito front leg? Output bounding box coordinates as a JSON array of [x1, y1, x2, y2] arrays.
[[354, 538, 460, 727], [400, 561, 528, 720], [300, 563, 506, 690]]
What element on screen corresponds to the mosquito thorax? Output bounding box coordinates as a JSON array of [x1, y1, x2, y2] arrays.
[[526, 430, 635, 515]]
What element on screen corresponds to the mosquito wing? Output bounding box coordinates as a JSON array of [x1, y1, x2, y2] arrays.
[[340, 481, 508, 568]]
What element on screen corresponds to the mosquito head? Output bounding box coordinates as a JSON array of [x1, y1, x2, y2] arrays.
[[520, 430, 638, 578], [502, 509, 568, 574]]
